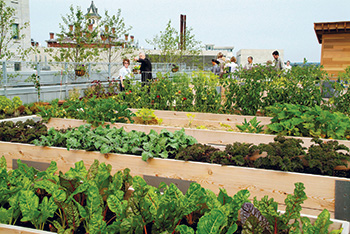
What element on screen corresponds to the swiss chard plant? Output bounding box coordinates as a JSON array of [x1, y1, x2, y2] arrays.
[[0, 158, 343, 233]]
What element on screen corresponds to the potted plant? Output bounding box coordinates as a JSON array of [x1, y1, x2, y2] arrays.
[[75, 64, 86, 77], [171, 64, 179, 72], [133, 65, 140, 74]]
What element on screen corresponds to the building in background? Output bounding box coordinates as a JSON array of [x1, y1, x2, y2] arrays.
[[46, 1, 137, 49], [236, 49, 284, 66], [4, 0, 31, 59], [314, 21, 350, 79]]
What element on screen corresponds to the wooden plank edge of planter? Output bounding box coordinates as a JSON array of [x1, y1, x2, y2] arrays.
[[0, 224, 54, 234], [129, 108, 272, 123], [0, 115, 41, 123], [46, 118, 350, 149], [2, 141, 350, 219]]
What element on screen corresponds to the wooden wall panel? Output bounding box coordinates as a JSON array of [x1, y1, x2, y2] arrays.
[[321, 33, 350, 78]]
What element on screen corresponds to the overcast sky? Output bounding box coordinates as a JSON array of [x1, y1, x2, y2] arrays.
[[29, 0, 350, 63]]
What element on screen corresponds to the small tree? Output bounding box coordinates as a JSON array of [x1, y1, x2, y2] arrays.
[[0, 0, 29, 60], [146, 20, 202, 65], [46, 5, 100, 74], [99, 9, 134, 76]]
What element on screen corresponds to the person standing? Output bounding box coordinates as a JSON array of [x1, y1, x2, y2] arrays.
[[226, 56, 238, 73], [118, 58, 132, 91], [285, 60, 292, 71], [244, 56, 254, 70], [216, 52, 226, 78], [134, 52, 152, 87], [272, 50, 285, 71], [210, 59, 220, 76]]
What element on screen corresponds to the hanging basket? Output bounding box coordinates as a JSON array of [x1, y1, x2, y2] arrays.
[[171, 68, 179, 73], [75, 69, 86, 77], [133, 69, 140, 74]]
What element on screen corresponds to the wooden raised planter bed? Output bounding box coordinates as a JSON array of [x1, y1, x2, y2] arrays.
[[130, 108, 272, 131], [0, 224, 54, 234], [46, 118, 350, 150], [1, 140, 350, 221]]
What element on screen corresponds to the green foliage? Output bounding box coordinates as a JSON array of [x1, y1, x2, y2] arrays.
[[236, 117, 264, 133], [25, 74, 41, 101], [0, 119, 47, 143], [0, 96, 31, 119], [304, 138, 350, 176], [135, 108, 163, 125], [33, 124, 197, 161], [38, 97, 135, 126], [254, 136, 306, 172], [222, 63, 325, 115], [223, 65, 271, 115], [176, 142, 257, 167], [146, 19, 202, 65], [45, 4, 99, 78], [0, 159, 343, 233], [0, 0, 30, 60], [266, 103, 350, 140]]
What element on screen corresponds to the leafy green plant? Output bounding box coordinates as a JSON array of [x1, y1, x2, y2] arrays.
[[0, 119, 47, 143], [254, 136, 306, 172], [25, 74, 41, 101], [33, 124, 197, 162], [236, 117, 264, 133], [135, 108, 163, 125], [38, 96, 135, 126], [186, 113, 195, 127], [304, 138, 350, 176], [0, 96, 31, 119], [0, 158, 343, 233], [266, 103, 350, 140]]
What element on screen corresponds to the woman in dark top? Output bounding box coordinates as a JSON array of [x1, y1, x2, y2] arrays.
[[134, 52, 152, 87]]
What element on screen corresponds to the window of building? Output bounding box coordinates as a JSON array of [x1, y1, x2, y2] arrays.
[[14, 62, 21, 71], [12, 23, 19, 39]]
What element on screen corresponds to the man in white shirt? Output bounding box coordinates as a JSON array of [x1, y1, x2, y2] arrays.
[[244, 56, 254, 70]]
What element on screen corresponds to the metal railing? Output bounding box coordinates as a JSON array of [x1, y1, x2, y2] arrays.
[[0, 61, 198, 103]]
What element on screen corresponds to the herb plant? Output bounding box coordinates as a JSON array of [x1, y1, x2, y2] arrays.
[[236, 117, 264, 133], [134, 108, 163, 125]]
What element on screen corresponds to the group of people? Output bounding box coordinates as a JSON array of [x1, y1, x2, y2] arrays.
[[117, 52, 153, 91], [210, 50, 292, 77], [211, 52, 239, 78], [120, 50, 293, 90]]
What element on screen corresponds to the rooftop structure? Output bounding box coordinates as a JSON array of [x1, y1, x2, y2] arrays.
[[314, 21, 350, 78]]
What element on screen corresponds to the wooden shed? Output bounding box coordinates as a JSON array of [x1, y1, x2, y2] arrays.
[[314, 21, 350, 78]]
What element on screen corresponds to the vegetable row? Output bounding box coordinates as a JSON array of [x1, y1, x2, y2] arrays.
[[1, 120, 349, 178], [0, 157, 343, 233]]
